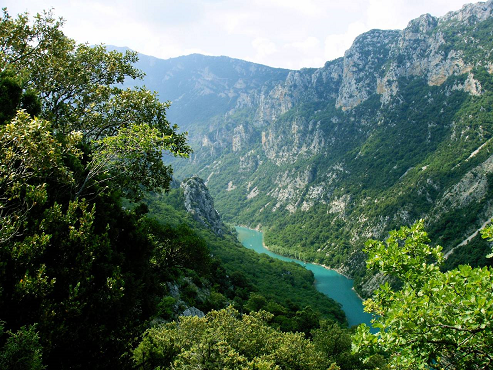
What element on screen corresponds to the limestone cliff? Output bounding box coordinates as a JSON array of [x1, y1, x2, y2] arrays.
[[132, 0, 493, 296], [181, 176, 224, 236]]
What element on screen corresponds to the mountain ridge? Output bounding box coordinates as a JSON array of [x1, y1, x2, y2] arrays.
[[123, 0, 493, 296]]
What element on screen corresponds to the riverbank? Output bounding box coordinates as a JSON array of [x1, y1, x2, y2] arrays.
[[267, 250, 366, 301], [245, 225, 355, 280], [235, 226, 374, 328]]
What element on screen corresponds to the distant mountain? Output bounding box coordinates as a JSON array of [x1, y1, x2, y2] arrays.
[[113, 49, 291, 133], [122, 0, 493, 296]]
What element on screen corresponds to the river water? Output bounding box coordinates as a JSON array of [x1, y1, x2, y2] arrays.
[[235, 226, 374, 329]]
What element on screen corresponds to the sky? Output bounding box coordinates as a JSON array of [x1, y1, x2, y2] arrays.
[[4, 0, 481, 70]]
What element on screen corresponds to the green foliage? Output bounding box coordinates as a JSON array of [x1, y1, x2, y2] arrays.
[[1, 8, 191, 202], [438, 18, 493, 62], [353, 221, 493, 369], [0, 70, 41, 124], [144, 190, 347, 326], [142, 218, 212, 274], [0, 8, 191, 369], [0, 8, 66, 73], [0, 111, 78, 244], [364, 220, 443, 284], [0, 71, 22, 123], [1, 191, 160, 368], [312, 321, 385, 370], [480, 221, 493, 258], [134, 306, 333, 370], [0, 323, 45, 370], [442, 231, 493, 270]]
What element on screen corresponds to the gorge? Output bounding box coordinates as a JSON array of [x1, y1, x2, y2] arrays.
[[4, 3, 493, 368], [2, 2, 493, 368], [120, 0, 493, 296]]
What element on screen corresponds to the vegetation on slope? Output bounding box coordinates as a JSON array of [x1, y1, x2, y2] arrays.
[[2, 6, 492, 370], [354, 220, 493, 369], [144, 188, 346, 328], [155, 9, 493, 300], [192, 68, 493, 297], [0, 9, 347, 369], [134, 307, 382, 370], [0, 8, 193, 368]]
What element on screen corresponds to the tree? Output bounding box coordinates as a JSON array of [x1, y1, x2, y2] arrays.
[[312, 321, 384, 370], [0, 323, 44, 370], [0, 8, 191, 201], [142, 219, 211, 273], [480, 221, 493, 258], [353, 220, 493, 369], [0, 8, 191, 369], [133, 306, 333, 370], [0, 111, 78, 243]]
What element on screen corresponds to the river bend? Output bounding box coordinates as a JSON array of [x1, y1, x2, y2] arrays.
[[235, 226, 373, 328]]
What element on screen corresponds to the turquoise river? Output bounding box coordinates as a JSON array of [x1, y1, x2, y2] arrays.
[[235, 226, 374, 329]]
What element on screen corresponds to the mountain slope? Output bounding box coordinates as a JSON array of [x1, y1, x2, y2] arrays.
[[130, 0, 493, 296], [142, 182, 346, 325]]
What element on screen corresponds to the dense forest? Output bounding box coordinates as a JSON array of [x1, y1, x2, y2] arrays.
[[0, 7, 492, 370], [0, 9, 352, 369]]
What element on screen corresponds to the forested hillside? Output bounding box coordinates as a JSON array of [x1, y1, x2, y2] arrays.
[[126, 1, 493, 296], [0, 9, 350, 369], [1, 3, 493, 370]]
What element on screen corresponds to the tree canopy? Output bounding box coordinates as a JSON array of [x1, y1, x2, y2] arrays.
[[0, 7, 191, 369], [354, 220, 493, 369], [135, 306, 347, 370], [2, 6, 493, 370], [0, 8, 191, 201]]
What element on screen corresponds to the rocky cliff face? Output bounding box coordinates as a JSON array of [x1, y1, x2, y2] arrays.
[[181, 176, 224, 236], [249, 0, 492, 114], [135, 0, 493, 296]]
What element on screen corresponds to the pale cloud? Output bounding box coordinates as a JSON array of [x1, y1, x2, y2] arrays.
[[287, 37, 321, 53], [3, 0, 480, 69], [324, 22, 368, 62], [366, 0, 403, 29], [261, 0, 322, 17], [252, 37, 278, 61], [215, 11, 257, 35], [273, 37, 324, 70]]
